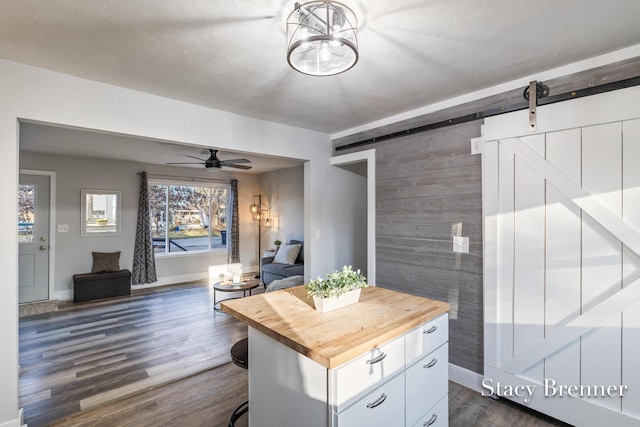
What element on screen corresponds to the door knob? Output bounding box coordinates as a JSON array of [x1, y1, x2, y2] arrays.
[[40, 236, 47, 242], [39, 245, 47, 251]]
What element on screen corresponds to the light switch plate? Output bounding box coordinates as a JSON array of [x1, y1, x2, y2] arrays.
[[58, 224, 69, 233], [470, 137, 483, 155], [453, 236, 469, 253]]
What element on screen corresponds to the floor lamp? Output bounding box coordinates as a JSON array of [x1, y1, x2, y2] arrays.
[[250, 195, 272, 279]]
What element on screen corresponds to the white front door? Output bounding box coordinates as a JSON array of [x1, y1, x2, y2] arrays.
[[483, 85, 640, 425], [18, 174, 50, 303]]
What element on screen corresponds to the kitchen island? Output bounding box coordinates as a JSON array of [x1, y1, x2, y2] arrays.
[[221, 285, 450, 427]]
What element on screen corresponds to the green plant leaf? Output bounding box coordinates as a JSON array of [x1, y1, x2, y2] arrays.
[[304, 265, 368, 299]]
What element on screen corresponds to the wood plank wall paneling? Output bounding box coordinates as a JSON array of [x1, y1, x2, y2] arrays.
[[375, 119, 483, 374]]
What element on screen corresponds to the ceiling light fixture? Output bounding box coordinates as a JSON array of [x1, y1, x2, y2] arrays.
[[286, 1, 359, 76]]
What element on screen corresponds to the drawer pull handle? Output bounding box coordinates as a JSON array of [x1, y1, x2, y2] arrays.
[[366, 393, 387, 409], [366, 352, 387, 364], [424, 325, 438, 334], [423, 413, 438, 426], [423, 358, 438, 369]]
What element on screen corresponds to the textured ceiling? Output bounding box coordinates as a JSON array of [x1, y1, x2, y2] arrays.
[[1, 0, 640, 136]]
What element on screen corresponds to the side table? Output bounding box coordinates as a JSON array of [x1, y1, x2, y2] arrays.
[[213, 278, 260, 312]]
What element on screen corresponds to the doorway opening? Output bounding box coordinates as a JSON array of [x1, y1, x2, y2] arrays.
[[330, 149, 375, 284]]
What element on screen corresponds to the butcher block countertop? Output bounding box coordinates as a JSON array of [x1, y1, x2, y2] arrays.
[[221, 285, 450, 369]]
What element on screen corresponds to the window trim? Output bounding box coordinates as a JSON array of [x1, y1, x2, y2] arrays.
[[80, 189, 122, 237]]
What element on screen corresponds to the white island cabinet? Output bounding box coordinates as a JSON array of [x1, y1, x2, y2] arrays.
[[222, 285, 450, 427]]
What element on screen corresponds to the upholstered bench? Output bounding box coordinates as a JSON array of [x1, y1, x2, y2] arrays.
[[73, 269, 131, 303]]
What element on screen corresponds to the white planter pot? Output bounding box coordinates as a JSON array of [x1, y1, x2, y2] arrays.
[[312, 289, 361, 313]]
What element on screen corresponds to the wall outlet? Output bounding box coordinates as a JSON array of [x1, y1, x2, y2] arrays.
[[58, 224, 69, 233], [453, 236, 469, 253]]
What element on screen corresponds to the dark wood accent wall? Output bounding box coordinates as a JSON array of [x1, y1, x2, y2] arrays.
[[375, 120, 483, 373]]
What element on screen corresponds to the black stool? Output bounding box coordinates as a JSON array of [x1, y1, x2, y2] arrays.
[[229, 338, 249, 427]]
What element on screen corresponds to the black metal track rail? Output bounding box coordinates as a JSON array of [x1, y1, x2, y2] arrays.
[[335, 75, 640, 152]]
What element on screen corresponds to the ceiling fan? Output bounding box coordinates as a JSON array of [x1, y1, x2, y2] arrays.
[[166, 149, 252, 170]]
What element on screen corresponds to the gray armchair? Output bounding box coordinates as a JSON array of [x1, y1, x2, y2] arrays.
[[261, 239, 304, 286]]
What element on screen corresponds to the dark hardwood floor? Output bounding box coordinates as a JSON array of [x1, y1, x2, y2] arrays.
[[48, 371, 569, 427], [449, 383, 571, 427], [19, 281, 250, 427], [50, 361, 248, 427], [20, 282, 571, 427]]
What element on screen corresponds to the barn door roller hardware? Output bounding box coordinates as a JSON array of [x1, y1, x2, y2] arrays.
[[523, 80, 548, 132], [335, 75, 640, 152]]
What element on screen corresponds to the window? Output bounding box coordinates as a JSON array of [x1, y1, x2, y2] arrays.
[[18, 184, 35, 243], [149, 181, 229, 254]]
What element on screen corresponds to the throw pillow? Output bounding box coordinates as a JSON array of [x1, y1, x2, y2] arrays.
[[273, 244, 301, 265], [91, 251, 121, 273], [289, 239, 304, 264]]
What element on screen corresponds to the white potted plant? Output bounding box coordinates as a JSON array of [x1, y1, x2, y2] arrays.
[[305, 265, 368, 313]]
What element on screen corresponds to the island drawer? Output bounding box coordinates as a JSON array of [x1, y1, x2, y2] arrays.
[[405, 313, 448, 364], [405, 343, 448, 426], [331, 334, 405, 410], [334, 372, 404, 427], [412, 394, 448, 427]]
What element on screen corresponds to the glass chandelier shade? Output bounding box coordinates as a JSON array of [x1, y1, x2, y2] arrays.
[[249, 195, 261, 215], [286, 1, 359, 76]]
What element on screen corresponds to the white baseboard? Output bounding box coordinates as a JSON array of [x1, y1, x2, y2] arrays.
[[133, 272, 209, 289], [0, 408, 23, 427], [134, 265, 258, 289], [449, 363, 483, 393], [54, 289, 73, 301], [56, 265, 261, 300]]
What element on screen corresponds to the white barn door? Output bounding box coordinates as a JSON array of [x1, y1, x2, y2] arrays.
[[483, 85, 640, 426]]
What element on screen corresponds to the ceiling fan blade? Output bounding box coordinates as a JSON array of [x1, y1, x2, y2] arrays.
[[222, 164, 252, 170], [186, 155, 208, 161], [166, 162, 204, 165], [221, 158, 251, 164]]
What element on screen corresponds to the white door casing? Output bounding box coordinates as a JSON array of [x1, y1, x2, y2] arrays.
[[18, 173, 51, 303], [483, 86, 640, 426]]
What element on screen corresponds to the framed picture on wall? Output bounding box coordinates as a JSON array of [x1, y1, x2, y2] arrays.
[[81, 189, 121, 236]]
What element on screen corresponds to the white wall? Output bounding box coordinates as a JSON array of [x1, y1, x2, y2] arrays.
[[19, 151, 262, 298], [334, 163, 368, 275], [259, 165, 304, 250], [331, 150, 376, 283], [0, 58, 355, 426]]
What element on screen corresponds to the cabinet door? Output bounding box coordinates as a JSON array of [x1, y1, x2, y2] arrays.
[[406, 344, 448, 426], [336, 373, 404, 427], [412, 394, 448, 427]]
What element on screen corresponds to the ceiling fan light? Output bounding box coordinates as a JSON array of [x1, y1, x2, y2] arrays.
[[286, 1, 358, 76]]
